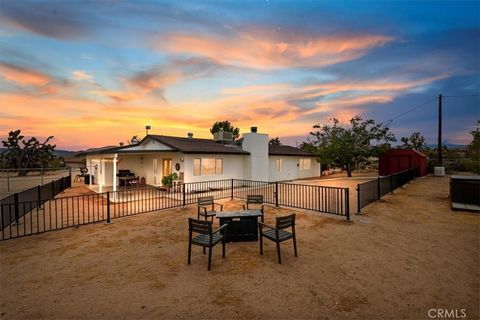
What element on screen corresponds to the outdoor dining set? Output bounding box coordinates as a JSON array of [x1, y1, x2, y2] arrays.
[[188, 195, 298, 270]]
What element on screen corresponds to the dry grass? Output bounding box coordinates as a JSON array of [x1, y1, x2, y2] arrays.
[[0, 176, 478, 320]]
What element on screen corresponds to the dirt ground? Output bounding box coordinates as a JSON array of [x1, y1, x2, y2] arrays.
[[0, 176, 478, 319]]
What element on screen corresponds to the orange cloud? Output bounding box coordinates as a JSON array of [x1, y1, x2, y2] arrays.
[[0, 62, 51, 86], [71, 70, 93, 81], [156, 31, 393, 69]]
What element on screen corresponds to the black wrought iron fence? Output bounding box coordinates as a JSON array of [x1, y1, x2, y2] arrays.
[[357, 169, 416, 213], [1, 178, 351, 241], [1, 175, 72, 230]]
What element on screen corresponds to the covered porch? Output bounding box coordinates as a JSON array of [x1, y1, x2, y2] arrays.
[[85, 152, 185, 194]]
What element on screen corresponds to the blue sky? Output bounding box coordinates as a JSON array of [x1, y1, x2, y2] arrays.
[[0, 0, 478, 150]]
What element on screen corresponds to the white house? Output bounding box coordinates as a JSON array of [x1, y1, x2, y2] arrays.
[[78, 128, 320, 191]]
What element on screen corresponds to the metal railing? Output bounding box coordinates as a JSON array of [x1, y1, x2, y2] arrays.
[[1, 175, 72, 231], [357, 169, 416, 213], [1, 178, 351, 241]]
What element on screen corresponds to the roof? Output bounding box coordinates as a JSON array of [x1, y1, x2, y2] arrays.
[[76, 135, 250, 156], [381, 148, 427, 158], [268, 145, 315, 157], [149, 135, 250, 155]]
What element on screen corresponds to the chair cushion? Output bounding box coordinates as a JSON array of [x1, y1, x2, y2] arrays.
[[261, 229, 293, 242], [192, 233, 223, 246]]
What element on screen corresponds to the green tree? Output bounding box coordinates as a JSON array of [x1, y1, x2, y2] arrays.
[[269, 137, 282, 146], [1, 130, 57, 175], [400, 131, 428, 152], [306, 116, 395, 177], [467, 128, 480, 161], [210, 121, 240, 140]]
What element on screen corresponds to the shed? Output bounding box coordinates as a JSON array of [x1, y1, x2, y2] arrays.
[[379, 149, 427, 177]]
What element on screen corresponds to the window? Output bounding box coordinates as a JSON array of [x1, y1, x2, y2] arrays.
[[201, 158, 215, 175], [299, 158, 311, 170], [193, 158, 223, 176], [193, 159, 201, 176], [215, 158, 223, 175], [276, 159, 282, 171]]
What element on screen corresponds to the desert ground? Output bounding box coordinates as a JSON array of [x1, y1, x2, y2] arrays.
[[0, 175, 478, 319]]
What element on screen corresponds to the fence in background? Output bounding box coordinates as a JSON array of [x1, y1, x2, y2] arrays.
[[0, 168, 72, 195], [0, 178, 350, 241], [357, 169, 416, 213], [0, 175, 72, 230]]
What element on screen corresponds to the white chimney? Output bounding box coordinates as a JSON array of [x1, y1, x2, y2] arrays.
[[242, 129, 268, 181], [187, 132, 194, 139]]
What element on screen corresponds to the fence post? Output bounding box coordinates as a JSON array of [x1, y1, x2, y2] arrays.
[[41, 168, 44, 186], [37, 185, 42, 209], [377, 177, 381, 200], [182, 183, 186, 207], [356, 184, 361, 214], [275, 182, 279, 207], [51, 180, 55, 197], [106, 191, 111, 224], [14, 192, 20, 225], [345, 188, 351, 221], [230, 179, 234, 199], [69, 167, 72, 184], [61, 177, 64, 191]]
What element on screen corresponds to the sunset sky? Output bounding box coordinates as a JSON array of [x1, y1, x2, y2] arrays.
[[0, 1, 479, 150]]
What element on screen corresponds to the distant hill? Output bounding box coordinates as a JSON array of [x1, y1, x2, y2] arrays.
[[0, 148, 77, 158], [426, 144, 467, 149]]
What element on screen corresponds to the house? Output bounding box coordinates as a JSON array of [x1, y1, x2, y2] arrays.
[[77, 128, 320, 191]]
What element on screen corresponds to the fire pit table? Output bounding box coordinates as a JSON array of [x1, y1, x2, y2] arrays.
[[215, 210, 262, 242]]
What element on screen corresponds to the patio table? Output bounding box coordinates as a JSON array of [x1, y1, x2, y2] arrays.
[[215, 210, 262, 242], [118, 176, 139, 190]]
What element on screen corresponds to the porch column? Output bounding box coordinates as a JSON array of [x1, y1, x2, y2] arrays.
[[89, 157, 92, 189], [113, 153, 118, 194]]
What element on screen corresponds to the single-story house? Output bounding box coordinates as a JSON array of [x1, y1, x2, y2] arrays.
[[77, 128, 320, 191]]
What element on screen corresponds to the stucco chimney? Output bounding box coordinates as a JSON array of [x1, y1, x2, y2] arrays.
[[242, 129, 268, 181]]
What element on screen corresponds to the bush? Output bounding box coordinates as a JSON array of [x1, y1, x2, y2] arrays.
[[161, 173, 178, 187]]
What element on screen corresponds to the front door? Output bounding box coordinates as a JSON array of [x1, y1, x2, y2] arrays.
[[152, 158, 160, 185], [162, 158, 172, 179]]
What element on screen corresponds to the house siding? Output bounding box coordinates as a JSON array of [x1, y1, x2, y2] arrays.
[[268, 156, 320, 181]]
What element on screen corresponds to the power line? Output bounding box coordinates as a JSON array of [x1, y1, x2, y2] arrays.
[[442, 94, 480, 98], [387, 97, 436, 123]]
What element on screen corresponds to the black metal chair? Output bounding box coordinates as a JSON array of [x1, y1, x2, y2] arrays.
[[242, 194, 265, 221], [258, 214, 297, 264], [197, 196, 223, 222], [188, 218, 228, 271], [74, 167, 88, 182]]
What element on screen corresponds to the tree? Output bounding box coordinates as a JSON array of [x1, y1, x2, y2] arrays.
[[269, 137, 282, 146], [305, 116, 396, 177], [467, 128, 480, 161], [400, 131, 428, 152], [1, 130, 56, 175], [210, 121, 240, 140]]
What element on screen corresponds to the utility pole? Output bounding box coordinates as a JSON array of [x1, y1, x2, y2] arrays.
[[438, 94, 443, 166]]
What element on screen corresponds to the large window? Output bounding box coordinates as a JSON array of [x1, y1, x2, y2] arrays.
[[194, 158, 223, 176], [299, 158, 311, 170], [276, 159, 282, 171]]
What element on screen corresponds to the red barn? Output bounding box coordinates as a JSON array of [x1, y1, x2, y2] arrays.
[[379, 149, 427, 177]]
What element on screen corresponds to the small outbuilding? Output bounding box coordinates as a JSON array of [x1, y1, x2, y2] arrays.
[[378, 149, 427, 177]]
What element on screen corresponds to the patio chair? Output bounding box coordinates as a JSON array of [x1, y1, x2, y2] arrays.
[[242, 195, 265, 221], [258, 214, 297, 264], [188, 218, 228, 270], [197, 196, 223, 222], [74, 167, 88, 182]]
